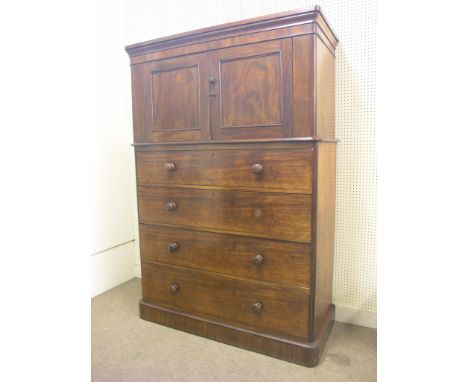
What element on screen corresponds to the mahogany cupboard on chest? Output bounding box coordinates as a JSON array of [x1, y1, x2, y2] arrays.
[[125, 6, 338, 367]]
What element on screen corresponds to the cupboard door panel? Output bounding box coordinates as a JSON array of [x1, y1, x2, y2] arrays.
[[210, 39, 293, 140], [133, 53, 210, 143], [220, 53, 281, 128], [152, 65, 200, 132]]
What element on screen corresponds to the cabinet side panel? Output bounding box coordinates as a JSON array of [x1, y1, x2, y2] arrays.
[[313, 142, 336, 338], [292, 34, 315, 137], [315, 39, 335, 139], [130, 64, 147, 143]]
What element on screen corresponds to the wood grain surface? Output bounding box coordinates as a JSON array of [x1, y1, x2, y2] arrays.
[[141, 262, 310, 340], [137, 186, 312, 242], [136, 146, 313, 193], [139, 224, 311, 288]]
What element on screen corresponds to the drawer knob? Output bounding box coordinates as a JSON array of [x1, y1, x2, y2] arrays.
[[251, 301, 263, 313], [252, 254, 264, 266], [168, 242, 179, 252], [165, 202, 177, 211], [251, 163, 263, 175], [163, 162, 176, 172], [168, 283, 179, 294]]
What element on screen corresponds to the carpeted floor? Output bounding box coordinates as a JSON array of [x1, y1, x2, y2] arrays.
[[92, 278, 376, 382]]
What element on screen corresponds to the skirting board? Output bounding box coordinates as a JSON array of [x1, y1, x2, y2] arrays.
[[92, 241, 136, 297], [134, 263, 142, 278], [133, 268, 376, 329], [334, 304, 377, 329]]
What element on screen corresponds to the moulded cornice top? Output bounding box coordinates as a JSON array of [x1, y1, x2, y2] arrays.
[[125, 6, 338, 57]]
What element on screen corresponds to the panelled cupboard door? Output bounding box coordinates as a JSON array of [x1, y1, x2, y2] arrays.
[[132, 53, 211, 142], [209, 39, 293, 140]]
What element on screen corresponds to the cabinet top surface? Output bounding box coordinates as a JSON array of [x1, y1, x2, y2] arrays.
[[125, 6, 338, 57]]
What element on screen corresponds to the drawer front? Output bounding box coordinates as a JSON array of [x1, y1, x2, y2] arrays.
[[141, 262, 309, 340], [140, 225, 311, 288], [136, 147, 313, 193], [137, 186, 312, 242]]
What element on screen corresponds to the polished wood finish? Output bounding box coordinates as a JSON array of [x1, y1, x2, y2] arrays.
[[315, 37, 336, 139], [292, 34, 315, 137], [137, 186, 312, 242], [129, 23, 314, 66], [139, 301, 335, 367], [141, 262, 309, 340], [130, 64, 147, 143], [132, 53, 211, 142], [139, 224, 311, 288], [219, 48, 282, 128], [125, 7, 338, 61], [133, 137, 336, 147], [313, 142, 336, 337], [151, 65, 200, 132], [136, 146, 313, 193], [127, 7, 338, 367], [210, 39, 293, 140]]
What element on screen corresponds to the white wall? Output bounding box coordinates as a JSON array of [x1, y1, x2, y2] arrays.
[[91, 0, 138, 297], [122, 0, 377, 328]]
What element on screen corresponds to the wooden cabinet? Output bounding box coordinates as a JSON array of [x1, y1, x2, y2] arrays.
[[126, 6, 338, 367]]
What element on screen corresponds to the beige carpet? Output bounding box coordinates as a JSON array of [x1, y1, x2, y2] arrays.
[[92, 278, 376, 382]]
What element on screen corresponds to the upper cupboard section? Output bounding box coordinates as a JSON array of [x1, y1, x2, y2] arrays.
[[131, 40, 291, 142], [127, 8, 338, 143]]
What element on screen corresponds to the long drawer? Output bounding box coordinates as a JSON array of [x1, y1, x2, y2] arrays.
[[139, 224, 311, 288], [137, 186, 312, 243], [141, 262, 309, 340], [135, 147, 313, 193]]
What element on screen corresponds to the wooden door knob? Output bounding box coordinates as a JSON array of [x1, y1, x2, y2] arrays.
[[165, 202, 177, 211], [163, 162, 176, 172], [168, 242, 179, 252], [208, 76, 217, 84], [251, 254, 264, 266], [251, 301, 263, 313], [251, 163, 263, 174], [168, 284, 179, 294]]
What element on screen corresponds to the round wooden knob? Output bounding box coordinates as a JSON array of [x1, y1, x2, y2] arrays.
[[251, 254, 264, 266], [163, 162, 176, 172], [165, 202, 177, 211], [168, 242, 179, 252], [168, 284, 179, 294], [251, 163, 263, 174], [251, 301, 263, 313]]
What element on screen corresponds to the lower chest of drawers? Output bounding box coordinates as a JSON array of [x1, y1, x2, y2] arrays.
[[134, 141, 332, 366]]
